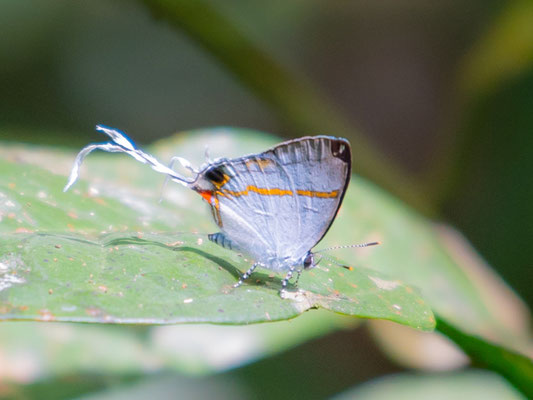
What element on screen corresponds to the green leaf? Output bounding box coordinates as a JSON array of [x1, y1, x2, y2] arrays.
[[2, 128, 531, 342], [4, 373, 246, 400], [0, 226, 432, 329], [0, 311, 357, 378], [335, 182, 525, 334], [1, 127, 530, 338], [334, 370, 527, 400], [0, 133, 434, 330]]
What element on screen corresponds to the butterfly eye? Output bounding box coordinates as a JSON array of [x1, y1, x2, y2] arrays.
[[303, 253, 315, 269], [205, 166, 225, 183]]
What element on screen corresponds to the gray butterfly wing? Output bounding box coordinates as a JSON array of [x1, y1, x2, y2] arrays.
[[193, 136, 351, 270]]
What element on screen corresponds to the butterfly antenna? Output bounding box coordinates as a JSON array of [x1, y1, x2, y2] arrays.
[[314, 241, 380, 271], [315, 241, 381, 253], [315, 254, 354, 271]]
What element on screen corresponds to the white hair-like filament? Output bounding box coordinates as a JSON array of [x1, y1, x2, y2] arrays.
[[64, 125, 197, 192]]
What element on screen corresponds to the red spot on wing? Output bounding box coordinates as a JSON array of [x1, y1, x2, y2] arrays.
[[198, 190, 213, 203]]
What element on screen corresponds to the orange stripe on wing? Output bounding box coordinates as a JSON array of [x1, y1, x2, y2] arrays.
[[221, 185, 338, 198], [223, 186, 293, 197], [296, 189, 339, 198]]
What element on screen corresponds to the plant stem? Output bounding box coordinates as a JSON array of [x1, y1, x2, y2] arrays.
[[437, 316, 533, 399]]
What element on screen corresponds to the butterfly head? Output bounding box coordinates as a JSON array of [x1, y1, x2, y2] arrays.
[[303, 252, 316, 270]]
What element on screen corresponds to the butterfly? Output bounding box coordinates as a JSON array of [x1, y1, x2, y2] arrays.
[[65, 125, 378, 291]]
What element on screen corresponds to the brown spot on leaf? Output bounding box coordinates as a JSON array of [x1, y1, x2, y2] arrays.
[[85, 307, 102, 317], [15, 227, 34, 233], [39, 309, 55, 321], [93, 198, 106, 205]]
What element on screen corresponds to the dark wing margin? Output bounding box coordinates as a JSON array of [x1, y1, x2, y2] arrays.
[[312, 137, 351, 247]]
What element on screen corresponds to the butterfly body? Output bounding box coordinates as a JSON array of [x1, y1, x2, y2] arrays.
[[64, 126, 354, 289]]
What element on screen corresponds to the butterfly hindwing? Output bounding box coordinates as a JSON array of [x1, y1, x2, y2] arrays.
[[197, 136, 351, 270]]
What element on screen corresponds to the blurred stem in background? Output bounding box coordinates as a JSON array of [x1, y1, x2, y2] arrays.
[[142, 0, 435, 216], [428, 0, 533, 207]]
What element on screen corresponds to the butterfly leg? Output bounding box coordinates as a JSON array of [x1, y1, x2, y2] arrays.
[[293, 268, 303, 287], [233, 262, 259, 288], [281, 266, 297, 290]]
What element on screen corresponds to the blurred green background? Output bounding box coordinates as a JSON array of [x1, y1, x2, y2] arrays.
[[1, 1, 531, 399]]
